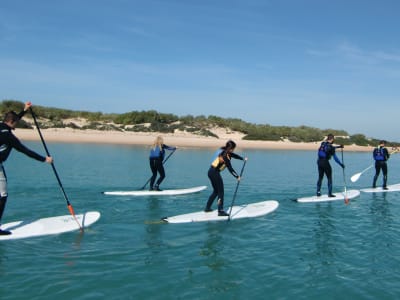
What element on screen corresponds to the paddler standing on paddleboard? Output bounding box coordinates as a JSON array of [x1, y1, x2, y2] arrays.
[[372, 140, 390, 190], [0, 102, 53, 235], [205, 140, 246, 216], [316, 134, 344, 197], [148, 136, 176, 191]]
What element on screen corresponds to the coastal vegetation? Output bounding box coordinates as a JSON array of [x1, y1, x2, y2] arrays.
[[1, 100, 398, 147]]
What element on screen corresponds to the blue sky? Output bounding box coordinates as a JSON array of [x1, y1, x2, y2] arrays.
[[1, 0, 400, 141]]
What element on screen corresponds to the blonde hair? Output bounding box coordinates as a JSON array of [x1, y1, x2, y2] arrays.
[[152, 136, 164, 149]]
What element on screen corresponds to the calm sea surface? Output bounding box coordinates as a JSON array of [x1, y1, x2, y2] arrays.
[[1, 142, 400, 300]]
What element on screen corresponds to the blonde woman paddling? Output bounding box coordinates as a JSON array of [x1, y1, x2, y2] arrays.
[[149, 136, 176, 191]]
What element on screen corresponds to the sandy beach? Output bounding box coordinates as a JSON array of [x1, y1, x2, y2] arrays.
[[14, 128, 372, 152]]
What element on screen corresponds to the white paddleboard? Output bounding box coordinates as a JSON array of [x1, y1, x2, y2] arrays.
[[102, 185, 207, 196], [361, 183, 400, 193], [296, 189, 360, 203], [162, 200, 279, 223], [0, 211, 101, 241]]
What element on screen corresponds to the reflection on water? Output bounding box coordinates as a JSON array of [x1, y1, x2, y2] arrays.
[[315, 205, 337, 261], [200, 224, 226, 271]]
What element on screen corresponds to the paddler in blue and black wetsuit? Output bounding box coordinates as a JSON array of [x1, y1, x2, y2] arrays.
[[0, 102, 53, 235], [149, 136, 176, 191], [372, 140, 390, 189], [205, 140, 247, 216], [316, 134, 344, 197]]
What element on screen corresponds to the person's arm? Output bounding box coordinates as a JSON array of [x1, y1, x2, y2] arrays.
[[163, 144, 176, 151], [230, 152, 244, 160], [8, 133, 46, 162], [17, 101, 32, 119], [221, 152, 239, 178], [385, 148, 390, 160], [333, 152, 344, 168]]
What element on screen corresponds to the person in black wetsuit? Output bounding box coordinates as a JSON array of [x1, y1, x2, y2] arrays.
[[0, 102, 53, 235], [149, 136, 176, 191], [205, 140, 247, 216], [316, 134, 344, 197], [372, 140, 390, 189]]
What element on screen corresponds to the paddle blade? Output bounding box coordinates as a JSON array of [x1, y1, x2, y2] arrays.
[[68, 204, 83, 231], [344, 197, 350, 205], [68, 204, 76, 216], [350, 173, 361, 182]]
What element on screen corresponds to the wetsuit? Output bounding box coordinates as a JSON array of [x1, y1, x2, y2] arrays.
[[149, 144, 176, 190], [0, 110, 46, 227], [372, 146, 390, 188], [316, 141, 344, 196], [205, 149, 243, 213]]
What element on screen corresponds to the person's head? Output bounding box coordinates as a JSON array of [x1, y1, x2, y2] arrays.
[[379, 140, 386, 146], [153, 136, 164, 147], [3, 111, 20, 129], [225, 140, 236, 152], [326, 134, 335, 143]]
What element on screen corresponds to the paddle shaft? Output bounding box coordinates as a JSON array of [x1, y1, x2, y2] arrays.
[[228, 159, 247, 221], [29, 108, 83, 230], [141, 149, 176, 189], [341, 148, 348, 203]]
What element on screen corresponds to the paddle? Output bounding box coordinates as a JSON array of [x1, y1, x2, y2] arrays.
[[341, 148, 349, 205], [29, 108, 83, 231], [140, 148, 176, 190], [350, 165, 374, 183], [228, 158, 247, 221], [350, 148, 399, 182]]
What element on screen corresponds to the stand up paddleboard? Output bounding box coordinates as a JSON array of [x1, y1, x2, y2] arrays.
[[102, 185, 207, 196], [0, 211, 101, 241], [361, 183, 400, 193], [296, 189, 360, 203], [162, 200, 279, 223]]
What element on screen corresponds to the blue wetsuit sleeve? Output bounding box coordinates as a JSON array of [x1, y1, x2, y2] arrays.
[[163, 144, 176, 151], [333, 153, 342, 166]]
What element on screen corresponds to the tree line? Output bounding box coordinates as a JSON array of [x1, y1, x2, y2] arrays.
[[1, 100, 398, 147]]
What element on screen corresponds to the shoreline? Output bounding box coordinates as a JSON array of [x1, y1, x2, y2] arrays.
[[14, 128, 372, 152]]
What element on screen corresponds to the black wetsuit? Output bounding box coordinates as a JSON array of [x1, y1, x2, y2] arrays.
[[372, 146, 390, 188], [205, 149, 243, 212], [149, 144, 176, 190], [0, 111, 46, 227], [316, 141, 343, 196]]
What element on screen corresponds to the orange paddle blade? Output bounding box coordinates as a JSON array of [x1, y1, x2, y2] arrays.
[[68, 204, 76, 215]]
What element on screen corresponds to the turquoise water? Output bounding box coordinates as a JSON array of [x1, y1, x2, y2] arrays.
[[1, 142, 400, 299]]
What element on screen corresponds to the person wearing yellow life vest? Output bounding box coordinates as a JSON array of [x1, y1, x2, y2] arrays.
[[372, 140, 390, 189], [204, 140, 246, 216]]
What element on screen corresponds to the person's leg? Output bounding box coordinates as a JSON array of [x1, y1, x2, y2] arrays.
[[373, 162, 381, 188], [0, 165, 10, 235], [382, 162, 388, 188], [205, 168, 219, 211], [316, 160, 324, 196], [155, 161, 165, 190], [149, 159, 157, 190], [325, 162, 334, 196]]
